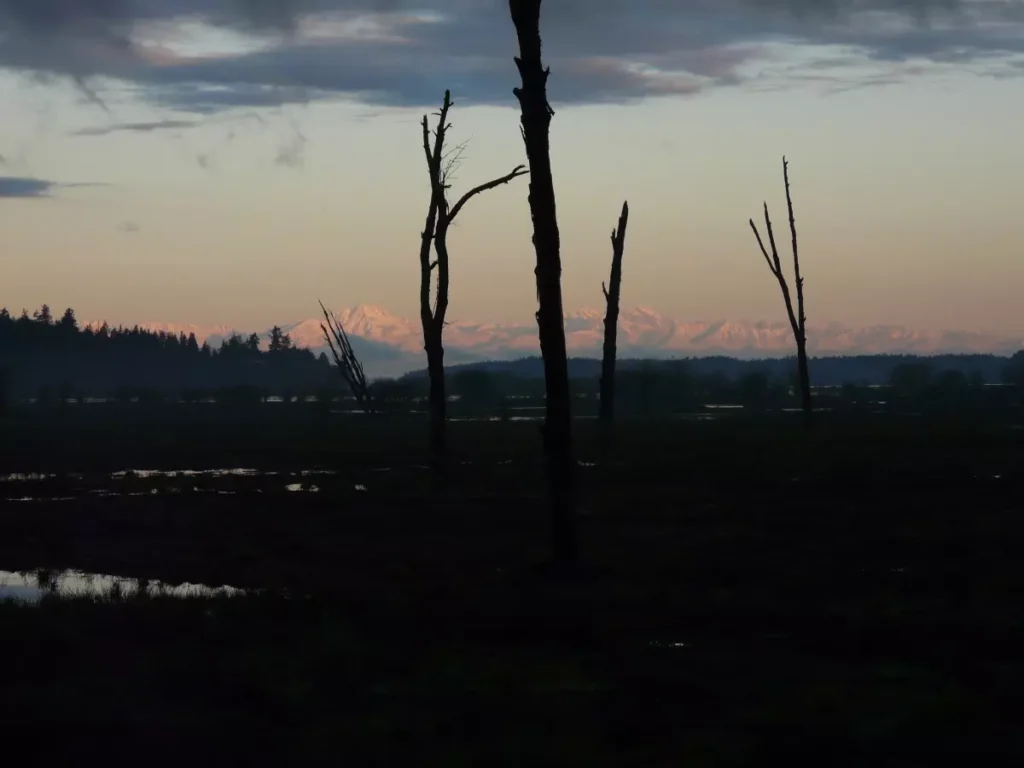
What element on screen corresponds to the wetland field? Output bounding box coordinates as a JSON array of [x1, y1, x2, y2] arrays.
[[2, 400, 1023, 765]]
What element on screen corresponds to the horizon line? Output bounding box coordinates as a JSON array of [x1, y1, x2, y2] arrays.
[[73, 309, 1023, 341]]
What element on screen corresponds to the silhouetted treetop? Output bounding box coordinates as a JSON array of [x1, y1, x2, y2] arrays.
[[58, 308, 77, 331]]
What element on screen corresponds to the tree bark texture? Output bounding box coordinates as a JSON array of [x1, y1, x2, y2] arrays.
[[419, 93, 452, 476], [599, 201, 629, 431], [509, 0, 577, 564]]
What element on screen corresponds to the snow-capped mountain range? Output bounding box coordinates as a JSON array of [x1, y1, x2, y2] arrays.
[[91, 305, 1024, 378]]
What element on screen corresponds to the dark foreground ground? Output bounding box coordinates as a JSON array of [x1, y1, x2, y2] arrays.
[[2, 408, 1024, 765]]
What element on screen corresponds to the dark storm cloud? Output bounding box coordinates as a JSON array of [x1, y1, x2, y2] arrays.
[[0, 176, 58, 197], [0, 176, 107, 196], [0, 1, 1021, 110]]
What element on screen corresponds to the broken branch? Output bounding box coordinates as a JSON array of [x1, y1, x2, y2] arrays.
[[749, 218, 778, 277], [446, 165, 529, 223]]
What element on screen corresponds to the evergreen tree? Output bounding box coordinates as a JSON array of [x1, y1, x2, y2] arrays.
[[59, 308, 77, 331], [269, 326, 285, 352]]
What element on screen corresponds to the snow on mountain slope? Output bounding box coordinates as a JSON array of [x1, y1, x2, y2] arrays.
[[89, 306, 1023, 378]]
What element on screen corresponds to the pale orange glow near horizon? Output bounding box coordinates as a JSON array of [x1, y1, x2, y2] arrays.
[[1, 7, 1022, 338]]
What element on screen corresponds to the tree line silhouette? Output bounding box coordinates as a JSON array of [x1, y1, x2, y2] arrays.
[[0, 305, 334, 401], [419, 353, 1024, 388], [8, 303, 1019, 408]]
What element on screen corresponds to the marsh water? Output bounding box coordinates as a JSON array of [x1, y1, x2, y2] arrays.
[[0, 461, 607, 502]]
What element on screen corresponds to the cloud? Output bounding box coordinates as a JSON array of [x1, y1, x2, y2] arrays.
[[0, 176, 59, 197], [0, 1, 1021, 111], [70, 118, 201, 136], [0, 175, 107, 197]]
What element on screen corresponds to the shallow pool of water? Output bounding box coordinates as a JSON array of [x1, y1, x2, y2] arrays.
[[0, 468, 343, 483]]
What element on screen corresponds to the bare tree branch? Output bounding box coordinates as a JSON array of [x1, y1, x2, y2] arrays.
[[441, 138, 471, 187], [600, 200, 629, 439], [747, 156, 812, 426], [421, 115, 434, 185], [763, 203, 785, 277], [446, 164, 529, 224], [748, 217, 778, 277], [783, 156, 806, 339], [422, 92, 452, 193], [318, 300, 372, 414], [760, 210, 799, 335]]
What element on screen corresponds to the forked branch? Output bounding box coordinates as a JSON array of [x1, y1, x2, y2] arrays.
[[747, 156, 812, 425], [748, 157, 804, 344], [445, 164, 529, 224]]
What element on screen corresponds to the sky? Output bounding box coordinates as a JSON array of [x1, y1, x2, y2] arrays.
[[1, 0, 1023, 334]]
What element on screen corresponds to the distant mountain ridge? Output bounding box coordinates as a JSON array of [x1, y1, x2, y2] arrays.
[[87, 305, 1024, 378]]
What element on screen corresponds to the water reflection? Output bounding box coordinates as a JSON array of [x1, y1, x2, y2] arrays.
[[1, 467, 342, 501], [648, 640, 690, 649], [112, 468, 267, 479], [0, 569, 243, 603], [285, 483, 320, 493], [1, 467, 344, 483]]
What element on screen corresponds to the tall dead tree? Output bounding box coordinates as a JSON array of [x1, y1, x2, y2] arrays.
[[748, 156, 813, 426], [509, 0, 577, 564], [419, 90, 528, 477], [319, 301, 373, 414], [599, 201, 629, 455]]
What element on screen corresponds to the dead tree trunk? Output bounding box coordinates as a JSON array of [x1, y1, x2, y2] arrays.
[[748, 156, 812, 427], [419, 90, 528, 477], [599, 201, 629, 458], [419, 93, 451, 476], [509, 0, 577, 565]]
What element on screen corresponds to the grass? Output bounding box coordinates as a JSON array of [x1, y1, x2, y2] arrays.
[[4, 577, 1022, 764], [2, 406, 1024, 764]]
